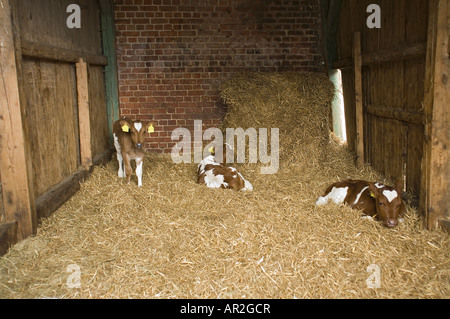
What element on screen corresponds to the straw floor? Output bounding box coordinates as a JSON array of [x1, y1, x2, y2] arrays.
[[0, 150, 448, 299], [0, 72, 448, 299]]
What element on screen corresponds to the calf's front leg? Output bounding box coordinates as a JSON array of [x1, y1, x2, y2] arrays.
[[116, 151, 125, 178], [136, 157, 143, 187], [122, 152, 132, 184]]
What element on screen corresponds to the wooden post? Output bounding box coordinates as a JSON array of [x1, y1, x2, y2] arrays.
[[353, 32, 365, 169], [0, 0, 37, 241], [421, 0, 450, 231], [76, 58, 93, 170]]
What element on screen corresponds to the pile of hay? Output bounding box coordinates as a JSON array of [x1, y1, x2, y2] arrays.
[[0, 73, 448, 299], [220, 72, 335, 168]]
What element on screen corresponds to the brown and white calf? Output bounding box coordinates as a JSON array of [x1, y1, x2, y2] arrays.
[[113, 117, 154, 187], [315, 179, 406, 228], [197, 144, 253, 191]]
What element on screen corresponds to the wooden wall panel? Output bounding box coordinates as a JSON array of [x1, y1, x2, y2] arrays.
[[22, 59, 79, 198], [1, 0, 112, 254], [16, 0, 102, 56], [379, 0, 406, 50], [365, 116, 406, 183], [406, 124, 424, 196], [405, 0, 429, 44], [89, 66, 110, 160], [363, 59, 425, 197], [15, 0, 109, 198], [404, 58, 426, 111], [336, 0, 429, 200]]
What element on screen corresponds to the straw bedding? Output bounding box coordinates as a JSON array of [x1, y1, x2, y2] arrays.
[[0, 73, 448, 299], [220, 72, 334, 168]]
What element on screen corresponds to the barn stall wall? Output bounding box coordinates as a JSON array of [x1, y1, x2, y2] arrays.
[[113, 0, 325, 153], [323, 0, 449, 231], [0, 0, 114, 255], [1, 0, 447, 259], [335, 0, 428, 194]]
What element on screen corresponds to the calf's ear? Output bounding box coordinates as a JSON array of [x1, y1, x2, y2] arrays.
[[368, 183, 381, 198], [394, 180, 404, 194], [120, 119, 132, 132]]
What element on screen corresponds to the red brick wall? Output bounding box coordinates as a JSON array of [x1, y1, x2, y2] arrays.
[[114, 0, 324, 153]]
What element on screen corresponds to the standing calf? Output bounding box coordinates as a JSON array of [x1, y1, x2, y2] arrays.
[[315, 179, 406, 228], [197, 144, 253, 191], [113, 117, 154, 187]]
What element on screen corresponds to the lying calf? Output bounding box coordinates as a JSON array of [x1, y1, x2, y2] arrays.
[[197, 146, 253, 191], [316, 179, 406, 228]]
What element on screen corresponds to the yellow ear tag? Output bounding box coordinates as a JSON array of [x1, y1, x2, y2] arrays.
[[208, 147, 215, 154], [148, 124, 154, 133], [370, 192, 375, 198], [122, 124, 130, 132]]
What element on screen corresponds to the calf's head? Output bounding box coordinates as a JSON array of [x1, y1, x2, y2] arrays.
[[208, 143, 234, 164], [120, 119, 154, 149], [368, 182, 404, 228]]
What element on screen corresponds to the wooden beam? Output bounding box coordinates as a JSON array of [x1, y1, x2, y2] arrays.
[[76, 58, 93, 170], [0, 0, 37, 240], [366, 105, 424, 126], [21, 40, 108, 66], [35, 150, 111, 220], [353, 32, 364, 169], [36, 170, 90, 220], [420, 0, 450, 230], [333, 42, 427, 69], [362, 43, 427, 65]]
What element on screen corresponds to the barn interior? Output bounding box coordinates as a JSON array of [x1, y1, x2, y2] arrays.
[[0, 0, 448, 299]]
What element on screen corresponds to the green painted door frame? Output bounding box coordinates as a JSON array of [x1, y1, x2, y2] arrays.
[[100, 0, 120, 147]]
